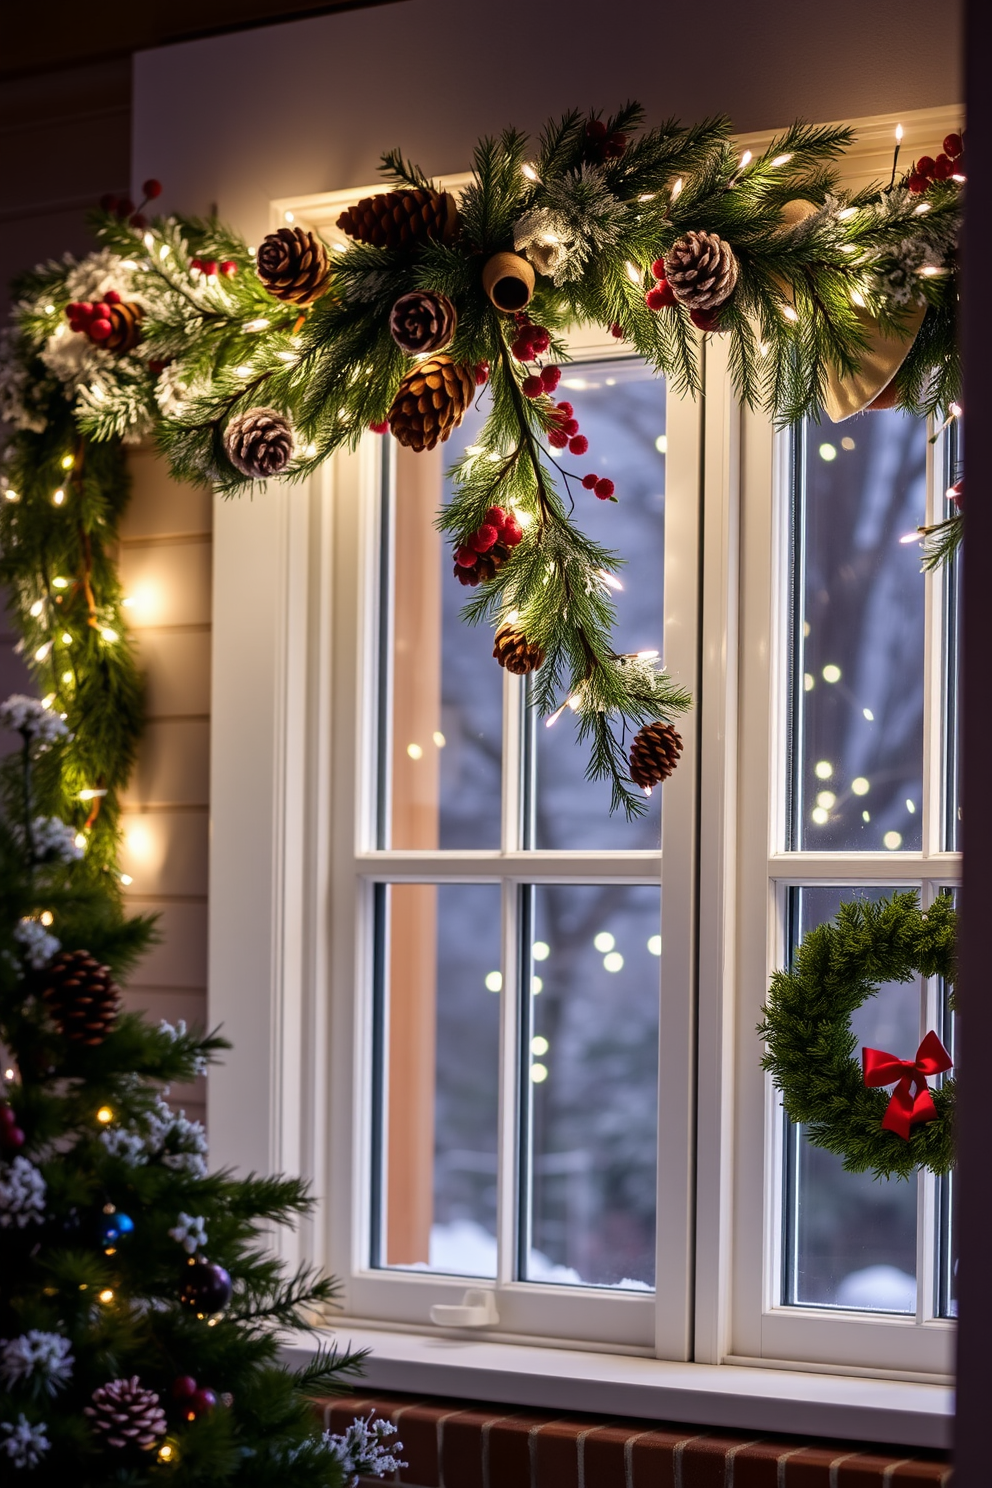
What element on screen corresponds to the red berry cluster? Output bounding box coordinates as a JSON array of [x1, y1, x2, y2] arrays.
[[1, 1101, 25, 1154], [545, 398, 590, 457], [585, 118, 628, 162], [474, 360, 490, 386], [172, 1376, 218, 1419], [190, 257, 237, 278], [66, 290, 122, 343], [453, 506, 524, 586], [645, 258, 677, 312], [511, 314, 552, 363], [908, 134, 965, 193], [99, 180, 161, 229], [581, 473, 617, 502]]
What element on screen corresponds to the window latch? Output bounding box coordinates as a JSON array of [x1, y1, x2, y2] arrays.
[[429, 1288, 499, 1328]]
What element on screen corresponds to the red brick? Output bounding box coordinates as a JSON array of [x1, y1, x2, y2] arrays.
[[581, 1425, 638, 1488], [733, 1439, 801, 1487], [532, 1418, 587, 1488], [890, 1464, 951, 1484], [679, 1433, 759, 1487], [321, 1394, 395, 1433], [784, 1446, 861, 1487], [487, 1412, 549, 1485], [440, 1409, 504, 1488], [629, 1428, 705, 1488], [392, 1401, 453, 1486], [837, 1452, 925, 1486]]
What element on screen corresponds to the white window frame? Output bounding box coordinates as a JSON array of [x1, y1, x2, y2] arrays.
[[207, 107, 961, 1446]]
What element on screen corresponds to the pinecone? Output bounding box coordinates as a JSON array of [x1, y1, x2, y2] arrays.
[[629, 721, 684, 790], [105, 301, 143, 354], [493, 626, 545, 674], [336, 189, 459, 249], [224, 407, 294, 479], [42, 950, 120, 1046], [85, 1377, 166, 1450], [454, 542, 510, 587], [256, 226, 332, 306], [388, 355, 475, 452], [664, 231, 739, 310], [389, 291, 457, 355]]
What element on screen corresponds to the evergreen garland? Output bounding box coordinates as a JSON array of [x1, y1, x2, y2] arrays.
[[758, 892, 956, 1180]]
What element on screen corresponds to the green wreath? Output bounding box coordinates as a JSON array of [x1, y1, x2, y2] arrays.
[[758, 891, 956, 1179]]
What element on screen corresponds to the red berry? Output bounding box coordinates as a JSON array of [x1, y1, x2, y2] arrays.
[[609, 323, 624, 339], [690, 306, 726, 332], [99, 194, 119, 212], [369, 421, 389, 434], [142, 178, 163, 199], [117, 198, 134, 217], [944, 133, 963, 160], [89, 318, 112, 342], [220, 260, 237, 277], [586, 118, 608, 140], [605, 134, 627, 158], [129, 214, 147, 229], [562, 418, 580, 437], [1, 1125, 24, 1151], [540, 365, 561, 392], [203, 260, 219, 275], [474, 361, 490, 385], [569, 436, 589, 455], [555, 401, 574, 419], [582, 473, 599, 490], [530, 329, 551, 355], [104, 289, 121, 305], [190, 258, 203, 271], [511, 337, 532, 362], [471, 524, 498, 553], [522, 375, 544, 399], [915, 156, 936, 180], [485, 506, 508, 530], [651, 259, 667, 281], [0, 1106, 16, 1126], [594, 478, 615, 500], [191, 1388, 217, 1415], [454, 545, 477, 567], [502, 518, 523, 546], [549, 430, 569, 449], [94, 303, 111, 320], [933, 154, 953, 181], [645, 287, 668, 311], [172, 1376, 198, 1400], [907, 173, 928, 194]]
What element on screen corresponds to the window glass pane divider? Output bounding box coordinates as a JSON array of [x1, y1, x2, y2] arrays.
[[766, 854, 960, 881], [495, 879, 523, 1290], [355, 852, 662, 881], [921, 418, 940, 862], [501, 671, 525, 854]]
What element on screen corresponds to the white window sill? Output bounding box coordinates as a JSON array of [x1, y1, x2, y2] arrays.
[[282, 1323, 953, 1449]]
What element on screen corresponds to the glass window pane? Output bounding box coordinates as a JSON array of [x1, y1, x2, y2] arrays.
[[783, 886, 919, 1313], [521, 884, 660, 1288], [533, 362, 666, 850], [792, 412, 927, 852], [942, 419, 963, 852], [380, 418, 503, 850], [372, 883, 501, 1276]]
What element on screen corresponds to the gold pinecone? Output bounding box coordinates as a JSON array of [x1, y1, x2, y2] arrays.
[[493, 626, 545, 675], [256, 226, 333, 306], [629, 721, 684, 789], [336, 189, 459, 249], [664, 231, 739, 310], [42, 950, 121, 1046], [105, 301, 143, 354], [388, 355, 475, 452]]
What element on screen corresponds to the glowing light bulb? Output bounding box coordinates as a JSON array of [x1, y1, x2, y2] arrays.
[[895, 124, 904, 142], [521, 162, 540, 182], [60, 454, 74, 470], [851, 777, 870, 796], [284, 211, 294, 223], [52, 489, 66, 506], [120, 874, 133, 886], [96, 1106, 114, 1124], [739, 150, 752, 168], [29, 600, 44, 617], [625, 262, 642, 285], [822, 664, 841, 683], [40, 911, 54, 926], [52, 576, 69, 589], [603, 951, 624, 973], [101, 628, 119, 642], [35, 642, 52, 662], [782, 306, 798, 322], [593, 932, 615, 952], [814, 760, 833, 780], [771, 153, 793, 166], [532, 941, 550, 961], [647, 935, 662, 956], [98, 1288, 115, 1303], [484, 971, 502, 992], [61, 632, 72, 646], [530, 1063, 548, 1083], [4, 489, 19, 502], [406, 742, 423, 760], [531, 1035, 549, 1056]]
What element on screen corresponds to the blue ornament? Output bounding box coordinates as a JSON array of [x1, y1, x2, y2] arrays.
[[100, 1211, 135, 1247]]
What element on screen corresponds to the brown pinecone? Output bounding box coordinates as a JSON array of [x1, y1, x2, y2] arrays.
[[453, 542, 510, 586], [629, 721, 684, 790], [388, 355, 475, 452], [224, 407, 294, 479], [42, 950, 120, 1046], [664, 231, 739, 310], [256, 226, 332, 306], [493, 626, 545, 674], [105, 301, 143, 354], [389, 291, 457, 355], [337, 189, 459, 249], [85, 1377, 166, 1450]]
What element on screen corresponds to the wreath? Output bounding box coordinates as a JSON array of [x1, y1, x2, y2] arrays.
[[758, 891, 956, 1179]]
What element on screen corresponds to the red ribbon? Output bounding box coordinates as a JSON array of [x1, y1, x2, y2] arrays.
[[862, 1030, 952, 1140]]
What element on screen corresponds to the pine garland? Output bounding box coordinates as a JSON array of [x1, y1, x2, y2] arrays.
[[758, 892, 956, 1180]]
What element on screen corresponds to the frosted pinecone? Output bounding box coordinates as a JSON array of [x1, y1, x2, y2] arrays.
[[512, 208, 574, 279], [0, 1157, 46, 1229], [0, 1331, 74, 1394], [85, 1377, 166, 1450], [1, 1416, 50, 1469]]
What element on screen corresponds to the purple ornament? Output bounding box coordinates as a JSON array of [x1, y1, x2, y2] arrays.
[[179, 1259, 232, 1315]]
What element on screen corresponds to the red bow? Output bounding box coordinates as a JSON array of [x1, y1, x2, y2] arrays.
[[862, 1030, 952, 1140]]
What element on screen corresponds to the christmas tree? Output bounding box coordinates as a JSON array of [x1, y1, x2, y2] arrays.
[[0, 695, 403, 1485]]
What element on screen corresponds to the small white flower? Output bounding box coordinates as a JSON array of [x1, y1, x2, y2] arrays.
[[0, 1158, 46, 1230], [0, 1415, 50, 1469], [322, 1415, 406, 1485], [168, 1212, 207, 1255], [99, 1127, 147, 1164], [13, 920, 60, 970], [0, 1332, 74, 1394]]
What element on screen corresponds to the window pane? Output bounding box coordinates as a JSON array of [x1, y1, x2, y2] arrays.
[[521, 884, 660, 1288], [380, 416, 503, 850], [783, 886, 919, 1313], [533, 362, 666, 850], [792, 412, 927, 852], [372, 883, 501, 1276], [942, 419, 962, 852]]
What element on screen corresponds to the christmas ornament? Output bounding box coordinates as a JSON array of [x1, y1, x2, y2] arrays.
[[482, 252, 536, 313], [388, 291, 457, 355], [0, 1105, 24, 1153], [493, 627, 545, 675], [179, 1258, 233, 1316], [628, 721, 684, 789], [336, 188, 459, 249], [759, 892, 956, 1179], [387, 355, 475, 452], [664, 231, 739, 310], [223, 407, 295, 479], [171, 1375, 197, 1401], [256, 226, 332, 306], [99, 1210, 135, 1248], [168, 1210, 207, 1253], [85, 1377, 167, 1450], [190, 1388, 217, 1416], [41, 951, 121, 1046]]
